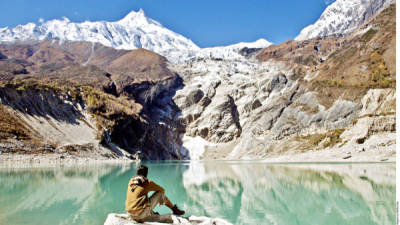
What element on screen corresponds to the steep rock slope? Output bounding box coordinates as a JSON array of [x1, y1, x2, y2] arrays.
[[0, 42, 187, 160], [0, 2, 395, 161], [296, 0, 395, 40], [169, 3, 395, 160]]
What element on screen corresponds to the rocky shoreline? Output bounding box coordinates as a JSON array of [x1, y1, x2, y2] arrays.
[[0, 144, 394, 169], [260, 144, 395, 163], [104, 213, 232, 225], [0, 153, 134, 168]]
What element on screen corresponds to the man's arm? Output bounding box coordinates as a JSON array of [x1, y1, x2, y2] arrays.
[[146, 179, 165, 193]]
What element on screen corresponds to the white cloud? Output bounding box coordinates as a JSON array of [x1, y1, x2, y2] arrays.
[[38, 17, 44, 23]]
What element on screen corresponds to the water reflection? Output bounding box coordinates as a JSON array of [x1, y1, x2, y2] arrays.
[[182, 162, 395, 225], [0, 165, 132, 225], [0, 162, 395, 225]]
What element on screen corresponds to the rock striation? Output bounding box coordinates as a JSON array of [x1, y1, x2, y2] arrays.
[[168, 3, 396, 160], [0, 41, 187, 160]]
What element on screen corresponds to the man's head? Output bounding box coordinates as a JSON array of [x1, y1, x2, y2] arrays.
[[137, 165, 148, 177]]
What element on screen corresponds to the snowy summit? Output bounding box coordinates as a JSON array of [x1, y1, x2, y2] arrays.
[[0, 9, 274, 63], [0, 9, 200, 62], [195, 38, 273, 60], [295, 0, 395, 41]]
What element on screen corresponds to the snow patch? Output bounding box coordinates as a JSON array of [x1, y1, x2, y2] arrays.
[[182, 135, 213, 160]]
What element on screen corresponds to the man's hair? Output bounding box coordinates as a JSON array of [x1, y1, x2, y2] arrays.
[[137, 165, 148, 177]]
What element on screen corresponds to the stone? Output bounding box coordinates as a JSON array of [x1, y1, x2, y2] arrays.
[[103, 213, 233, 225], [184, 89, 204, 107], [198, 97, 211, 107]]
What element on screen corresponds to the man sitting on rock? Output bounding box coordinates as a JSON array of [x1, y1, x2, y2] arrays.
[[125, 165, 185, 223]]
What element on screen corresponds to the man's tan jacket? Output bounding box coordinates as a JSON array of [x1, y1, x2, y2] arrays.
[[125, 175, 165, 215]]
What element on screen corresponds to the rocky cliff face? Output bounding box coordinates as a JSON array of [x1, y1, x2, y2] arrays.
[[0, 41, 187, 160], [168, 4, 396, 160], [0, 4, 395, 161]]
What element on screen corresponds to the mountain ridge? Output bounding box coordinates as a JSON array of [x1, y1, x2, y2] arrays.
[[0, 2, 395, 161], [0, 9, 200, 62], [295, 0, 395, 41], [0, 10, 274, 62]]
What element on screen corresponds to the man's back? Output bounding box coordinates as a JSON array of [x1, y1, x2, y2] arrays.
[[125, 175, 165, 214], [125, 165, 185, 222]]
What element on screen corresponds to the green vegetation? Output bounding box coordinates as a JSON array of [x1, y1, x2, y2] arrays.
[[293, 129, 345, 151], [334, 47, 358, 64], [369, 49, 394, 88], [0, 104, 31, 141], [294, 55, 318, 66], [312, 79, 345, 88], [292, 103, 319, 114], [39, 62, 64, 72], [360, 29, 378, 43]]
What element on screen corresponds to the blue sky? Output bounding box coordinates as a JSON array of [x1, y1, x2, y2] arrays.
[[0, 0, 333, 47]]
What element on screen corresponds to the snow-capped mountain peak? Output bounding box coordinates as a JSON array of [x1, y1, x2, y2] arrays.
[[295, 0, 395, 41], [228, 38, 273, 50], [0, 9, 200, 62], [117, 8, 158, 26], [194, 38, 273, 60], [0, 9, 275, 63]]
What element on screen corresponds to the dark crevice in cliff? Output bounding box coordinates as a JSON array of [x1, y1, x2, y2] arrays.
[[108, 75, 188, 160]]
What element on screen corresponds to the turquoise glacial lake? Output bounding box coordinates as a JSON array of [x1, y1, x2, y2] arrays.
[[0, 161, 395, 225]]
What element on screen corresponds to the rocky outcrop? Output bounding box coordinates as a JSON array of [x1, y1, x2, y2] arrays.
[[164, 4, 396, 160], [0, 4, 395, 161], [117, 75, 188, 159], [0, 76, 187, 160], [0, 83, 135, 158], [0, 40, 188, 160], [104, 213, 233, 225], [170, 53, 394, 160], [340, 89, 395, 146], [169, 57, 361, 159]]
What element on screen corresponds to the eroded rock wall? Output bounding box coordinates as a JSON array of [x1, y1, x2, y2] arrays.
[[169, 57, 395, 160]]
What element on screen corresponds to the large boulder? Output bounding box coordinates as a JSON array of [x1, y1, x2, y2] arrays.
[[104, 213, 232, 225]]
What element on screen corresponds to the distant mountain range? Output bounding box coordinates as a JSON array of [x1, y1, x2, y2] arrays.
[[0, 9, 199, 62], [0, 0, 394, 62], [0, 7, 270, 62], [0, 1, 395, 161]]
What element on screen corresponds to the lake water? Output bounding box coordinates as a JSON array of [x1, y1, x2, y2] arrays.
[[0, 161, 395, 225]]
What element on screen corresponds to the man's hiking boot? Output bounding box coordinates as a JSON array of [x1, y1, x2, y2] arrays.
[[171, 205, 185, 215]]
